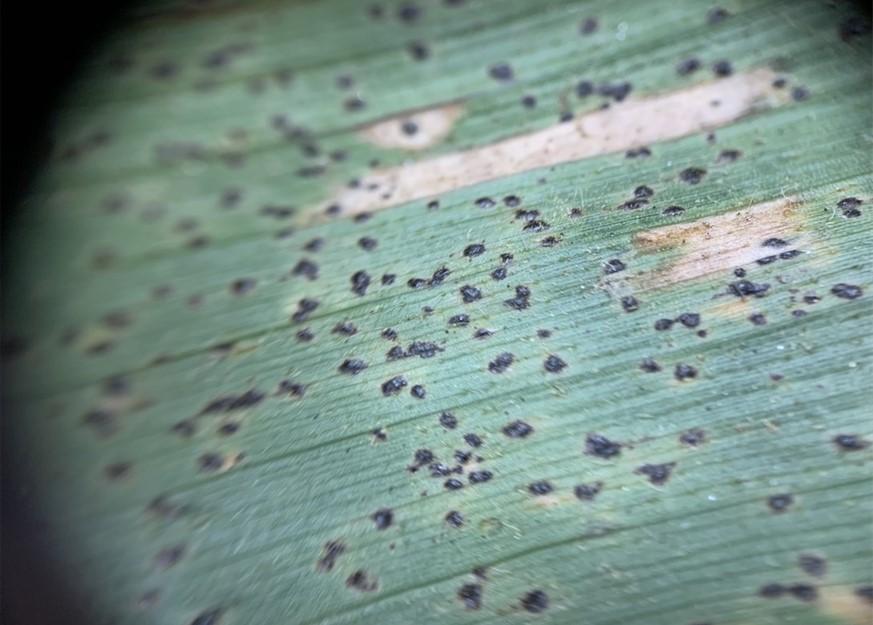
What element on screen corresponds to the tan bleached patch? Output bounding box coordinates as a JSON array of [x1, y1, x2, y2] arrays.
[[360, 103, 463, 151], [631, 196, 804, 288], [325, 69, 786, 216]]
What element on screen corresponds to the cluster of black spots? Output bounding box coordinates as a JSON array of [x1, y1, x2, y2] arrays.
[[712, 60, 733, 77], [488, 63, 514, 82], [429, 462, 454, 477], [446, 510, 464, 528], [640, 358, 661, 372], [382, 376, 408, 396], [440, 412, 458, 429], [198, 453, 224, 472], [680, 428, 706, 446], [503, 420, 534, 438], [505, 286, 531, 310], [464, 433, 483, 448], [292, 298, 320, 323], [296, 328, 314, 342], [523, 218, 551, 232], [837, 197, 863, 218], [346, 570, 378, 592], [832, 434, 869, 451], [390, 340, 444, 360], [831, 283, 863, 300], [636, 462, 676, 485], [574, 482, 603, 501], [411, 384, 427, 399], [458, 583, 482, 609], [655, 312, 701, 331], [758, 583, 817, 602], [756, 249, 802, 265], [277, 379, 305, 397], [663, 205, 685, 217], [729, 280, 770, 298], [626, 146, 652, 158], [351, 270, 371, 296], [528, 480, 553, 496], [445, 478, 464, 490], [674, 363, 698, 381], [621, 295, 640, 312], [372, 508, 393, 530], [408, 266, 452, 289], [521, 590, 549, 613], [603, 259, 626, 274], [543, 354, 567, 373], [449, 314, 470, 327], [468, 470, 493, 484], [338, 359, 368, 375], [488, 352, 515, 373], [768, 493, 794, 513], [190, 608, 223, 625], [200, 390, 264, 415], [679, 167, 707, 185], [798, 554, 826, 578], [333, 321, 357, 336], [676, 58, 701, 76], [514, 208, 540, 222], [586, 434, 621, 458], [598, 82, 633, 102], [473, 328, 494, 339]]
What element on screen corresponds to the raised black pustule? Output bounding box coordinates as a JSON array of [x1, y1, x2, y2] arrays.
[[372, 508, 393, 530], [488, 63, 513, 81], [346, 570, 378, 592], [768, 493, 794, 513], [339, 359, 367, 375], [788, 584, 818, 602], [543, 355, 566, 373], [439, 412, 458, 429], [679, 167, 707, 184], [351, 271, 371, 296], [463, 433, 483, 448], [674, 363, 698, 380], [586, 433, 621, 458], [833, 434, 869, 451], [798, 554, 827, 578], [528, 481, 553, 495], [677, 312, 701, 328], [521, 589, 549, 613], [411, 385, 426, 399], [444, 478, 464, 490], [449, 314, 470, 327], [488, 352, 514, 373], [680, 429, 706, 446], [636, 462, 676, 485], [503, 420, 533, 438], [460, 285, 482, 303], [654, 318, 674, 331], [831, 283, 863, 299], [712, 60, 733, 76], [759, 583, 785, 598], [190, 609, 223, 625], [574, 482, 603, 500], [464, 243, 486, 257], [468, 470, 493, 484], [458, 583, 482, 609], [640, 358, 661, 372], [603, 259, 625, 274], [621, 296, 639, 312], [446, 510, 464, 527], [382, 376, 408, 396], [505, 285, 531, 310]]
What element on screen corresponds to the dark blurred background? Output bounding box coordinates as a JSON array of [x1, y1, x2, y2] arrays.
[[3, 5, 127, 622]]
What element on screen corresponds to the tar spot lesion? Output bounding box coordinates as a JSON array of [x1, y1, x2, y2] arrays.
[[798, 553, 827, 578], [674, 364, 698, 381], [200, 389, 265, 414], [382, 376, 408, 396], [104, 462, 131, 480], [339, 359, 368, 375], [768, 493, 794, 513], [543, 355, 566, 373], [154, 544, 185, 570], [446, 510, 464, 527], [503, 420, 533, 438], [635, 462, 676, 485], [346, 570, 378, 592], [832, 434, 869, 451], [586, 433, 622, 458], [520, 589, 549, 613], [574, 482, 603, 501], [488, 352, 514, 373], [680, 429, 706, 446], [190, 608, 223, 625], [528, 480, 553, 496], [83, 409, 118, 438], [317, 541, 346, 572], [372, 508, 393, 530], [458, 583, 482, 609]]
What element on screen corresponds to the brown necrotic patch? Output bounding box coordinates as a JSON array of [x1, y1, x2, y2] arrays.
[[631, 196, 804, 288], [322, 70, 785, 216]]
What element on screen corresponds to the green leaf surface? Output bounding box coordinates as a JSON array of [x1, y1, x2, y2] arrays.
[[2, 1, 872, 624]]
